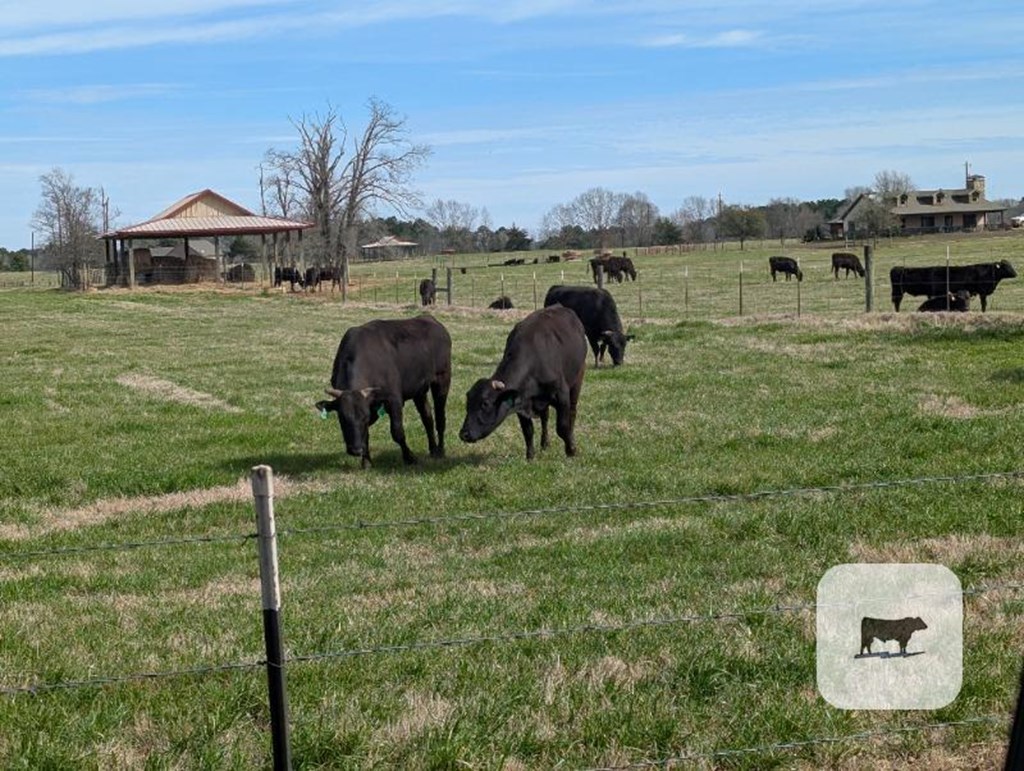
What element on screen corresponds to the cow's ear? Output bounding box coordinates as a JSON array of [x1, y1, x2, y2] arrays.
[[498, 387, 519, 409], [359, 386, 380, 401]]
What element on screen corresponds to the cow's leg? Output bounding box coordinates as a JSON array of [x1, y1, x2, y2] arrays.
[[555, 378, 581, 457], [980, 293, 988, 312], [771, 271, 777, 282], [430, 381, 448, 458], [517, 414, 536, 460], [892, 290, 903, 312], [412, 391, 439, 458], [385, 402, 416, 464], [539, 405, 550, 450]]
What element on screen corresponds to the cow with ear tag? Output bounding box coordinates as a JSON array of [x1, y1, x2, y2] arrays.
[[315, 315, 451, 468], [460, 305, 587, 460]]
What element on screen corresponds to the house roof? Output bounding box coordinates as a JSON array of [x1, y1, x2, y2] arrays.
[[102, 189, 314, 240]]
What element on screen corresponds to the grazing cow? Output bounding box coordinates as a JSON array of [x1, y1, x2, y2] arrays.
[[547, 254, 561, 263], [917, 290, 970, 312], [860, 616, 928, 656], [590, 255, 637, 284], [460, 305, 587, 460], [768, 256, 803, 282], [314, 315, 451, 468], [502, 257, 525, 266], [544, 285, 633, 367], [225, 263, 255, 283], [273, 265, 304, 290], [831, 252, 865, 279], [304, 265, 342, 293], [488, 295, 514, 309], [419, 278, 437, 306], [890, 261, 1016, 311]]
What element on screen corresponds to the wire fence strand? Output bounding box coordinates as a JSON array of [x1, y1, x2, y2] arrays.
[[0, 531, 257, 561], [277, 469, 1024, 537], [0, 659, 265, 696]]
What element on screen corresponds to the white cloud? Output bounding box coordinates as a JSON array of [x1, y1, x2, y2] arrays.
[[19, 83, 183, 105], [643, 28, 762, 48]]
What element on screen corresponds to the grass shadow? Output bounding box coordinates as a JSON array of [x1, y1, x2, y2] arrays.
[[991, 368, 1024, 383]]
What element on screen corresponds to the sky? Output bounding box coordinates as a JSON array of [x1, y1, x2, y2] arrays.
[[2, 0, 1024, 249]]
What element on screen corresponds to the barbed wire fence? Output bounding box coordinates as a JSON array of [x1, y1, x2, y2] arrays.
[[1, 466, 1023, 769]]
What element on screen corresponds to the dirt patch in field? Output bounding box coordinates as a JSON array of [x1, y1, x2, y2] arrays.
[[917, 393, 1010, 420], [0, 475, 335, 541], [116, 373, 242, 413]]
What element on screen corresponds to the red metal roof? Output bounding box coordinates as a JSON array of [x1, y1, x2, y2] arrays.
[[102, 189, 313, 239]]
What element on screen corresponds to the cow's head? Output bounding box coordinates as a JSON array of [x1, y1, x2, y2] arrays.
[[601, 330, 635, 366], [910, 616, 928, 632], [997, 260, 1017, 279], [315, 386, 380, 461], [459, 378, 517, 443]]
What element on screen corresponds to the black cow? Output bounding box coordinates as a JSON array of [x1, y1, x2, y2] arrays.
[[315, 315, 451, 468], [890, 261, 1016, 311], [917, 290, 970, 312], [769, 256, 802, 282], [488, 295, 514, 309], [274, 265, 304, 290], [305, 265, 342, 292], [860, 616, 928, 656], [831, 252, 865, 279], [590, 255, 636, 284], [544, 285, 633, 367], [460, 305, 587, 460], [419, 278, 437, 306], [547, 254, 561, 263]]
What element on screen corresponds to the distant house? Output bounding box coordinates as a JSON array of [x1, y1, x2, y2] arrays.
[[829, 174, 1006, 238]]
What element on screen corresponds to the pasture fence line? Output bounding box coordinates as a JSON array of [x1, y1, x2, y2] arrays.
[[4, 464, 1024, 769]]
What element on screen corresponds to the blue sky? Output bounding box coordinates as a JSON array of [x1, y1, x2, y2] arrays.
[[2, 0, 1024, 248]]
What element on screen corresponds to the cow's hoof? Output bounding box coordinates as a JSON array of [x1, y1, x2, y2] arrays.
[[430, 447, 444, 459]]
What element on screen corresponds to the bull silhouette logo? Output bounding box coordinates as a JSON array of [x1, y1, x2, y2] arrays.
[[856, 616, 927, 658]]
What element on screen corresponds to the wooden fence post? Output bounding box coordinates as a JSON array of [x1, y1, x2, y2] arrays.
[[251, 465, 293, 771], [446, 267, 454, 306], [739, 261, 744, 316]]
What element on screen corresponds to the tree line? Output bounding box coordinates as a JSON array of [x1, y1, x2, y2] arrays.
[[26, 95, 984, 288]]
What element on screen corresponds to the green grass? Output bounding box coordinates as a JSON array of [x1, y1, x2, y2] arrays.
[[2, 233, 1024, 768]]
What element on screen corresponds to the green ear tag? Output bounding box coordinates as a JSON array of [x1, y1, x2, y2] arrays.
[[377, 405, 387, 418], [319, 408, 328, 420]]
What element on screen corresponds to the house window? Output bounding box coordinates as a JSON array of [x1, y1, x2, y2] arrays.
[[922, 215, 936, 229]]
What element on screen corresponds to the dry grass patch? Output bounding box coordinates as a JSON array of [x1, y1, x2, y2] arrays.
[[0, 475, 336, 540], [850, 533, 1024, 565], [116, 373, 242, 413], [375, 690, 456, 745]]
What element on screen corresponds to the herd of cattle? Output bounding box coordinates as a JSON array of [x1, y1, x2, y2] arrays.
[[315, 285, 630, 467], [314, 250, 1018, 467], [767, 253, 1016, 312]]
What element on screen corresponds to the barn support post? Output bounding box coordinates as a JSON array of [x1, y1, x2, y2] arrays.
[[261, 234, 268, 289], [251, 465, 294, 771], [863, 245, 874, 312], [446, 267, 453, 306], [214, 236, 222, 285], [127, 239, 136, 289]]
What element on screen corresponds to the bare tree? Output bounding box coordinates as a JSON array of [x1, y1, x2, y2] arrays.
[[263, 98, 430, 299], [425, 199, 479, 251], [334, 98, 431, 290], [874, 169, 915, 197], [572, 187, 625, 249], [32, 168, 104, 289], [616, 192, 659, 247], [675, 195, 714, 245]]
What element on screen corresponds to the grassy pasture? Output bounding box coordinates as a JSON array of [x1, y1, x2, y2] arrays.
[[2, 234, 1024, 768]]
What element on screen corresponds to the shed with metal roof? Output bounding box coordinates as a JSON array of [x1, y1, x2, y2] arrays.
[[101, 189, 314, 288]]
